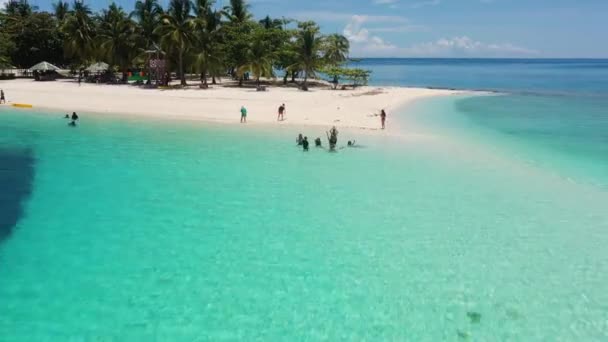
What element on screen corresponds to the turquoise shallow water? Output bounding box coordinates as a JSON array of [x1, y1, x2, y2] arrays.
[[409, 94, 608, 189], [1, 102, 608, 340]]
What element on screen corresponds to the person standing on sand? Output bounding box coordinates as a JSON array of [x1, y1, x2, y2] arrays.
[[278, 103, 286, 121], [0, 89, 5, 104], [380, 109, 387, 129], [240, 105, 247, 123]]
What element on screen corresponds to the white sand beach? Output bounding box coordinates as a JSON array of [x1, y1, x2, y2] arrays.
[[0, 79, 461, 130]]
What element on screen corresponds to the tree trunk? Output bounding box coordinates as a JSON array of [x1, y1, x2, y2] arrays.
[[212, 75, 217, 84], [283, 71, 288, 85], [179, 50, 186, 86], [200, 68, 207, 85], [302, 72, 308, 91], [291, 71, 296, 83], [257, 77, 260, 87], [238, 75, 243, 87]]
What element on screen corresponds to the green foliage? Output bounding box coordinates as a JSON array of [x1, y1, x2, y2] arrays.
[[97, 4, 138, 80], [237, 27, 278, 85], [321, 66, 372, 89], [0, 0, 354, 88], [224, 0, 252, 24], [155, 0, 197, 85], [52, 1, 69, 22], [61, 0, 96, 67], [4, 0, 36, 17], [1, 8, 64, 68], [322, 34, 350, 66], [132, 0, 163, 50], [289, 26, 324, 89], [192, 0, 224, 84]]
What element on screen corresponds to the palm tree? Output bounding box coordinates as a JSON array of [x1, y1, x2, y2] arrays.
[[132, 0, 162, 50], [224, 0, 251, 24], [155, 0, 196, 86], [323, 34, 350, 66], [259, 15, 282, 30], [238, 30, 274, 87], [98, 3, 138, 82], [193, 0, 223, 86], [193, 0, 214, 16], [4, 0, 35, 17], [52, 1, 69, 22], [61, 0, 95, 69], [290, 27, 323, 90]]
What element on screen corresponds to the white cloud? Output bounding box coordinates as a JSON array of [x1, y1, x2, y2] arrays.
[[294, 11, 407, 24], [343, 15, 538, 58], [0, 0, 8, 9], [404, 36, 539, 56], [349, 35, 539, 57], [343, 16, 399, 52]]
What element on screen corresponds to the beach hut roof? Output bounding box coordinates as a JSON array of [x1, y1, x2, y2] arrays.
[[29, 61, 60, 71], [86, 62, 110, 72]]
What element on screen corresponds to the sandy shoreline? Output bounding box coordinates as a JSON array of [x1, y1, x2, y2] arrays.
[[0, 79, 464, 131]]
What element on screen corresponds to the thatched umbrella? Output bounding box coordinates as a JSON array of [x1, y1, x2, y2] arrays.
[[29, 61, 60, 72], [85, 62, 109, 73]]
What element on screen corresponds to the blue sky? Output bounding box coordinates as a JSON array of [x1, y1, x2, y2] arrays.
[[28, 0, 608, 58]]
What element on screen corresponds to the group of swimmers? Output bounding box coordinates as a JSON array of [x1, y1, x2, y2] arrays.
[[64, 112, 79, 126], [296, 126, 358, 152]]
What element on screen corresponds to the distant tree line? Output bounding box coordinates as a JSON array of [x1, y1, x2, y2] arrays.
[[0, 0, 370, 89]]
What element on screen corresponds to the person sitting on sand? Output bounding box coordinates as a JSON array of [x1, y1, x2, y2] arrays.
[[240, 105, 247, 123], [0, 89, 5, 104], [278, 103, 286, 121], [380, 109, 387, 129], [302, 137, 309, 151], [315, 137, 322, 147], [297, 133, 303, 145]]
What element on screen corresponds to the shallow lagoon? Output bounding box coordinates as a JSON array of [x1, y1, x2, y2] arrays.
[[1, 101, 607, 340]]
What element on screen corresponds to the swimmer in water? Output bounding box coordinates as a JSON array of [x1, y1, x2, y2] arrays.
[[296, 133, 303, 145], [347, 140, 356, 147], [71, 112, 79, 121], [302, 137, 309, 151], [314, 137, 322, 147]]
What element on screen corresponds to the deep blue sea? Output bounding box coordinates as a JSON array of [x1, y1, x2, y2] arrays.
[[357, 58, 608, 96]]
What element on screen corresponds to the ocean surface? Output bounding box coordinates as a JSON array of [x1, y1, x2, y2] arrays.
[[360, 58, 608, 188], [1, 59, 608, 340]]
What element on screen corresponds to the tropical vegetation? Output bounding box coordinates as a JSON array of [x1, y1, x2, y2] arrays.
[[0, 0, 370, 89]]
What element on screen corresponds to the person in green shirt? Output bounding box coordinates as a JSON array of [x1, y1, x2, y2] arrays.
[[240, 105, 247, 123]]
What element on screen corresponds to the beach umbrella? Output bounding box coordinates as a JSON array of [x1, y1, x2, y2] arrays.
[[85, 62, 110, 73], [29, 61, 60, 72]]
